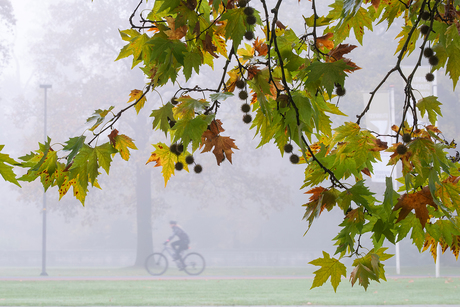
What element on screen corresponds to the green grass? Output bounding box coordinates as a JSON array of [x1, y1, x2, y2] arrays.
[[0, 277, 459, 305]]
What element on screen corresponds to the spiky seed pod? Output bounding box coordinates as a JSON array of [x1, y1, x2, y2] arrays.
[[243, 114, 252, 124], [171, 97, 179, 105], [246, 15, 256, 25], [170, 143, 179, 155], [238, 0, 248, 7], [241, 103, 251, 113], [420, 24, 430, 35], [421, 11, 431, 20], [429, 55, 439, 66], [175, 162, 184, 171], [243, 6, 254, 16], [235, 79, 245, 89], [284, 143, 293, 153], [177, 143, 184, 154], [336, 86, 346, 96], [423, 47, 434, 58], [402, 133, 412, 143], [426, 73, 435, 82], [290, 154, 300, 164], [194, 164, 203, 174], [239, 90, 248, 100], [185, 155, 194, 165], [396, 144, 408, 155], [244, 30, 254, 40]]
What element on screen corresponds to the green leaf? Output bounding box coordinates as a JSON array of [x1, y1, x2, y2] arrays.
[[63, 136, 86, 167], [304, 61, 352, 97], [209, 92, 234, 102], [416, 96, 442, 125], [173, 115, 214, 152], [309, 251, 347, 292], [183, 50, 202, 81], [95, 142, 118, 175], [0, 145, 20, 187], [150, 103, 175, 135], [220, 8, 247, 48]]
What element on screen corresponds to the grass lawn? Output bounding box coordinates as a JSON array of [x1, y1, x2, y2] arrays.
[[0, 277, 459, 306]]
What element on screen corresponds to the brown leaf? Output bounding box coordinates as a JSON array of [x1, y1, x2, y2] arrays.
[[204, 33, 219, 58], [108, 129, 119, 147], [247, 65, 260, 80], [370, 138, 388, 151], [361, 168, 372, 177], [276, 20, 286, 30], [201, 120, 238, 165], [426, 125, 442, 134], [186, 0, 197, 10], [393, 186, 438, 228], [164, 17, 187, 40], [316, 32, 334, 50], [327, 44, 361, 71]]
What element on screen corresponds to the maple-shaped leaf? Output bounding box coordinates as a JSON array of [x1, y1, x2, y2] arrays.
[[113, 134, 137, 161], [422, 232, 450, 263], [201, 122, 239, 165], [183, 50, 202, 81], [128, 89, 147, 114], [302, 186, 337, 231], [150, 103, 175, 135], [444, 24, 460, 89], [416, 96, 442, 125], [204, 32, 219, 58], [172, 115, 213, 152], [220, 7, 248, 48], [316, 32, 334, 50], [326, 44, 361, 71], [304, 60, 353, 97], [225, 69, 239, 92], [164, 16, 188, 40], [309, 251, 347, 292], [95, 142, 118, 175], [394, 186, 438, 228], [350, 248, 393, 290], [254, 38, 268, 56], [174, 95, 209, 120], [62, 135, 86, 167], [0, 145, 20, 187], [146, 142, 189, 186]]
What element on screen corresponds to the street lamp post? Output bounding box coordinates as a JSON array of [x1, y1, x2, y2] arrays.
[[39, 84, 52, 277]]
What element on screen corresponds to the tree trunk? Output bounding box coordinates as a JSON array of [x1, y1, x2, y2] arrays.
[[134, 164, 154, 267]]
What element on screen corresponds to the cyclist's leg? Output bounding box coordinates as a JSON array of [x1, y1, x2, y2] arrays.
[[170, 241, 180, 260]]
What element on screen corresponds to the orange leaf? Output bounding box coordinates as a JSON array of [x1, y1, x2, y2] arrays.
[[108, 129, 119, 147], [204, 32, 219, 58], [316, 32, 334, 50], [393, 186, 438, 228], [305, 186, 327, 202], [200, 121, 239, 165], [254, 38, 268, 56], [247, 65, 260, 80], [370, 138, 388, 151], [327, 44, 361, 71]]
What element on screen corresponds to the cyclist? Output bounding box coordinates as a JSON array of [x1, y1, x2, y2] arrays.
[[164, 221, 190, 262]]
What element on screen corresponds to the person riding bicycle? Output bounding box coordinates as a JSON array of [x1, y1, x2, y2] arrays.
[[164, 221, 190, 261]]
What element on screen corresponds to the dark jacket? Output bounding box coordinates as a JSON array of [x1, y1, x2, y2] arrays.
[[169, 225, 190, 243]]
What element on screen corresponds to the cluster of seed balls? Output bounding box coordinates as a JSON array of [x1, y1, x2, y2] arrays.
[[236, 79, 252, 123], [284, 143, 300, 164], [170, 143, 203, 174], [396, 133, 412, 155], [238, 0, 256, 41], [419, 10, 438, 82]]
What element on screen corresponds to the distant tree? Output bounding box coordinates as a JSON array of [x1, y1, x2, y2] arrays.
[[2, 0, 460, 290], [0, 0, 15, 71]]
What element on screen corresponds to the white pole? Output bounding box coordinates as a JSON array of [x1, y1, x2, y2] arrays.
[[436, 243, 441, 278]]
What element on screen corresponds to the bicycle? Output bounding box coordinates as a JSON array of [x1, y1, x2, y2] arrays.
[[144, 243, 205, 276]]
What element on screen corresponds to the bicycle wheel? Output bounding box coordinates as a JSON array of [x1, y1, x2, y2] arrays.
[[145, 253, 168, 276], [182, 252, 205, 275]]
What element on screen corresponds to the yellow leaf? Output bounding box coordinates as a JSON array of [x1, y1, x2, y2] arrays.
[[164, 16, 187, 40], [128, 89, 147, 114], [114, 134, 137, 161], [146, 142, 188, 186]]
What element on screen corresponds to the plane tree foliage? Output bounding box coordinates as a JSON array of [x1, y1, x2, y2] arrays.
[[2, 0, 460, 290]]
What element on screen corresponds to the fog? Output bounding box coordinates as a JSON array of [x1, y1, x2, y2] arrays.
[[0, 0, 458, 275]]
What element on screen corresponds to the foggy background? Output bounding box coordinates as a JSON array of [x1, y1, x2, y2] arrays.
[[0, 0, 459, 273]]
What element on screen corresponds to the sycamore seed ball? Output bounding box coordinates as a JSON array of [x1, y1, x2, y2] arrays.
[[336, 86, 346, 96], [420, 24, 430, 35], [423, 47, 434, 58], [235, 79, 245, 89], [243, 114, 252, 124], [238, 0, 248, 7], [429, 55, 439, 66], [284, 143, 293, 153], [175, 162, 184, 171], [185, 155, 194, 165], [402, 133, 412, 143], [171, 97, 179, 105], [243, 6, 254, 16], [396, 144, 408, 155], [194, 164, 203, 174], [239, 90, 248, 100], [246, 15, 256, 25], [426, 72, 435, 82], [290, 154, 300, 164], [241, 103, 251, 113], [244, 30, 254, 40], [421, 11, 431, 20]]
